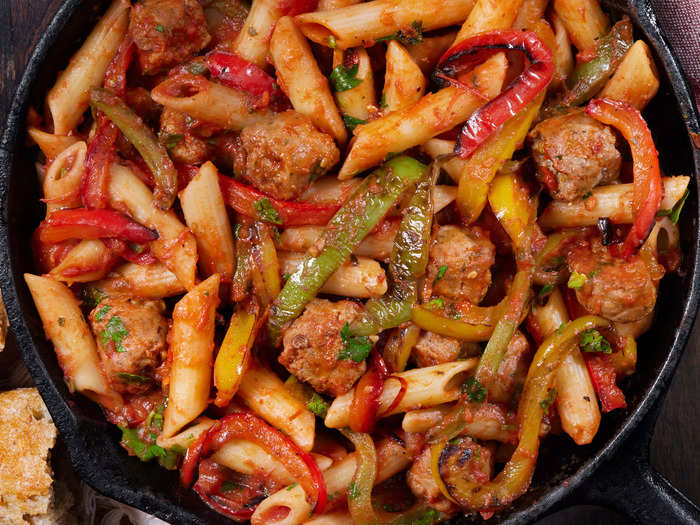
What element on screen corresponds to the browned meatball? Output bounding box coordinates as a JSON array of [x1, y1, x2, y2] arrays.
[[88, 296, 168, 395], [426, 225, 495, 304], [279, 299, 366, 397], [234, 111, 340, 200], [413, 331, 473, 368], [491, 331, 531, 404], [159, 108, 209, 165], [129, 0, 211, 75], [567, 238, 658, 322], [406, 448, 457, 514], [528, 110, 621, 201]]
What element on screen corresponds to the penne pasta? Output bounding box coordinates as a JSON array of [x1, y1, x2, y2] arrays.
[[539, 176, 690, 230], [214, 438, 297, 485], [553, 0, 609, 51], [405, 31, 458, 75], [108, 163, 198, 290], [454, 0, 525, 44], [550, 10, 575, 88], [382, 40, 426, 113], [325, 359, 478, 428], [278, 251, 388, 298], [233, 0, 284, 67], [599, 40, 660, 110], [251, 484, 312, 525], [49, 239, 116, 284], [92, 261, 186, 299], [299, 176, 361, 204], [333, 48, 376, 121], [156, 417, 216, 450], [151, 73, 270, 130], [47, 0, 130, 134], [237, 364, 316, 451], [270, 16, 347, 144], [295, 0, 476, 50], [160, 274, 220, 440], [421, 138, 465, 182], [180, 161, 235, 278], [338, 53, 507, 179], [42, 141, 86, 214], [318, 0, 361, 9], [28, 128, 79, 160], [512, 0, 549, 29], [402, 403, 517, 442], [24, 274, 122, 411]]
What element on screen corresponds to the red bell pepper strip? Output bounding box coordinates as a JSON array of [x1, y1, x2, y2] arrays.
[[207, 51, 279, 106], [102, 238, 158, 265], [585, 98, 663, 260], [584, 353, 627, 412], [38, 209, 158, 244], [104, 37, 135, 98], [218, 174, 340, 227], [82, 116, 118, 209], [349, 350, 385, 433], [181, 411, 327, 514], [435, 30, 554, 159]]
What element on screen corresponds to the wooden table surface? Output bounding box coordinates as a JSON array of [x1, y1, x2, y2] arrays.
[[1, 2, 697, 524]]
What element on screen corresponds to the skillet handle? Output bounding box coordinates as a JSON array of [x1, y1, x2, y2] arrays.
[[571, 401, 700, 524]]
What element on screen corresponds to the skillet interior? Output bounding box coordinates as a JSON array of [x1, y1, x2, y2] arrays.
[[0, 1, 697, 523]]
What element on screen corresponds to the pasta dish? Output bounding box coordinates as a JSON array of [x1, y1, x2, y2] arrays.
[[23, 0, 689, 522]]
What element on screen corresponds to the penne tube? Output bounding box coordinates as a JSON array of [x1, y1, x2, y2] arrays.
[[180, 161, 235, 278], [214, 438, 297, 485], [338, 53, 507, 179], [295, 0, 476, 50], [24, 274, 122, 411], [237, 365, 316, 451], [405, 31, 458, 75], [47, 0, 130, 134], [539, 176, 690, 230], [28, 128, 79, 160], [156, 417, 215, 450], [108, 163, 198, 290], [553, 0, 609, 51], [270, 17, 347, 144], [278, 251, 387, 298], [454, 0, 525, 45], [325, 359, 478, 428], [49, 239, 116, 284], [299, 176, 361, 204], [382, 41, 426, 113], [252, 484, 311, 525], [233, 0, 285, 67], [550, 10, 575, 88], [421, 138, 465, 182], [160, 274, 220, 440], [92, 261, 186, 299], [42, 141, 86, 214], [151, 73, 270, 130], [318, 0, 361, 9], [512, 0, 549, 29], [333, 48, 376, 121], [599, 40, 660, 110]]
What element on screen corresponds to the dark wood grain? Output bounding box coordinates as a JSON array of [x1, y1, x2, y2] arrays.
[[0, 2, 697, 524]]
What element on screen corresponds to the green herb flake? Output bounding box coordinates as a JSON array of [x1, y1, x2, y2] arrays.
[[81, 287, 106, 308], [343, 114, 366, 132], [287, 482, 299, 491], [164, 133, 184, 149], [306, 393, 329, 418], [100, 316, 129, 352], [415, 508, 439, 525], [539, 388, 557, 411], [347, 481, 360, 500], [567, 271, 587, 289], [425, 297, 445, 309], [221, 481, 244, 493], [116, 372, 151, 385], [556, 323, 566, 335], [580, 328, 612, 354], [281, 272, 292, 281], [155, 24, 165, 33], [379, 93, 388, 109], [582, 191, 592, 200], [656, 189, 689, 224], [461, 376, 486, 403], [186, 62, 207, 75], [95, 305, 111, 321], [338, 322, 373, 362], [433, 265, 448, 285], [328, 35, 337, 48], [544, 255, 566, 272], [537, 284, 554, 300], [376, 20, 424, 46], [254, 198, 282, 225], [330, 63, 362, 92]]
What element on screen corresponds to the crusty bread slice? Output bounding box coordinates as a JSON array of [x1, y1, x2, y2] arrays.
[[0, 388, 57, 525]]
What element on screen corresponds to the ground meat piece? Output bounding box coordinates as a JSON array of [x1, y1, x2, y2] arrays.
[[528, 110, 621, 201], [159, 108, 209, 165], [406, 448, 458, 514], [234, 111, 340, 200], [413, 331, 467, 368], [129, 0, 211, 75], [567, 237, 658, 322], [88, 296, 168, 395], [491, 331, 531, 404], [279, 299, 366, 397], [426, 225, 495, 304]]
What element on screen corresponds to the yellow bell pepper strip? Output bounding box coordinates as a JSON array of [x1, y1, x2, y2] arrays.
[[457, 92, 544, 224], [411, 305, 494, 341], [230, 222, 253, 302], [213, 300, 262, 408], [350, 167, 433, 336], [266, 156, 426, 344], [342, 429, 444, 525], [382, 324, 421, 373], [435, 315, 610, 510], [250, 222, 281, 308], [89, 87, 178, 210]]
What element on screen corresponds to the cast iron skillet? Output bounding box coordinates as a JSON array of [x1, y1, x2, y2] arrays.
[[0, 0, 699, 523]]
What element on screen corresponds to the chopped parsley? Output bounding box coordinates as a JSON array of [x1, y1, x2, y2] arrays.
[[347, 481, 360, 500], [306, 393, 329, 418], [537, 284, 554, 301], [656, 189, 689, 224], [253, 198, 282, 225], [338, 322, 373, 362], [221, 481, 244, 492], [164, 133, 183, 149], [116, 373, 151, 385], [145, 403, 165, 430], [330, 63, 362, 92], [379, 93, 388, 109], [539, 388, 557, 411], [186, 62, 207, 75], [433, 265, 448, 285], [328, 35, 337, 48], [81, 287, 106, 308], [376, 20, 424, 45], [343, 114, 366, 132], [95, 305, 111, 321], [119, 427, 182, 470], [556, 323, 566, 335], [100, 316, 129, 352], [287, 482, 299, 491], [415, 508, 439, 525], [461, 377, 487, 403], [567, 271, 587, 289], [582, 191, 592, 200], [543, 255, 566, 272], [580, 329, 612, 354], [425, 297, 445, 309], [281, 272, 292, 281], [154, 24, 165, 33]]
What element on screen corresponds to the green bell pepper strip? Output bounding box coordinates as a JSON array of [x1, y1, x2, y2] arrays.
[[89, 87, 178, 210], [349, 168, 433, 336], [266, 156, 426, 344]]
